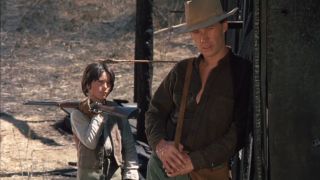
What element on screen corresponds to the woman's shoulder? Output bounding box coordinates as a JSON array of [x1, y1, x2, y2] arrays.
[[71, 110, 90, 123], [71, 109, 83, 119]]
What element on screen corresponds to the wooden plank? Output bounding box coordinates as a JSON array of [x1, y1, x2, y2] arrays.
[[266, 0, 320, 179]]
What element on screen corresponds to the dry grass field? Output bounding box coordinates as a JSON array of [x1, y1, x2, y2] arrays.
[[0, 0, 196, 179]]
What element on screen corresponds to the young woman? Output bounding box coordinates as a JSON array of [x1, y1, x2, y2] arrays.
[[71, 62, 139, 180]]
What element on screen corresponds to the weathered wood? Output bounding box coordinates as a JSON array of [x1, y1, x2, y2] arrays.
[[265, 0, 320, 179]]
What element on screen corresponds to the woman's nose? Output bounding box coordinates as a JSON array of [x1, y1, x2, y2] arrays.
[[102, 82, 108, 89]]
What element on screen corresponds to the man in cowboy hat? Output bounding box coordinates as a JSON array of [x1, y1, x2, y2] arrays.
[[145, 0, 252, 179]]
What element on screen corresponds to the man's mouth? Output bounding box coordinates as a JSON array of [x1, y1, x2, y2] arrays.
[[202, 46, 211, 50]]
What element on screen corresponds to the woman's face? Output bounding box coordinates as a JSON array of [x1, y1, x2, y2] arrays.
[[88, 71, 112, 102]]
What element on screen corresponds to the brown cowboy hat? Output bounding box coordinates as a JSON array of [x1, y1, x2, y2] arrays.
[[174, 0, 238, 33]]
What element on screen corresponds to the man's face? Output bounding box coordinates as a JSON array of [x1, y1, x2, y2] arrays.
[[191, 21, 228, 59], [88, 72, 112, 102]]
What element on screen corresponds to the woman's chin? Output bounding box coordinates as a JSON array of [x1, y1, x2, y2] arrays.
[[102, 94, 109, 99]]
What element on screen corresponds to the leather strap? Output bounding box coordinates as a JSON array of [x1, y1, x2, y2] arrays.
[[174, 59, 193, 149]]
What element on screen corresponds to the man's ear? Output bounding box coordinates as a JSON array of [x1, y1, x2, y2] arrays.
[[223, 21, 228, 33]]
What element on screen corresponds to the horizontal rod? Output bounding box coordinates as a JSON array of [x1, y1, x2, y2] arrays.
[[98, 59, 178, 64]]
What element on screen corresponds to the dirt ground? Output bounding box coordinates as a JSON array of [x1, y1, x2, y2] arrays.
[[0, 0, 196, 179]]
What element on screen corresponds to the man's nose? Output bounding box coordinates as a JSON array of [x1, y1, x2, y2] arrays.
[[200, 31, 209, 43]]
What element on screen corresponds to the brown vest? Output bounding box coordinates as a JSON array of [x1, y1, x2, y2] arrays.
[[74, 99, 124, 177]]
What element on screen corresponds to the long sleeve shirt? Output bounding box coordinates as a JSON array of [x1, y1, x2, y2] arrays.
[[145, 51, 252, 170], [71, 109, 139, 179], [71, 112, 111, 150]]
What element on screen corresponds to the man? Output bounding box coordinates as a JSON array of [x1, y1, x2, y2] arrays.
[[145, 0, 251, 179]]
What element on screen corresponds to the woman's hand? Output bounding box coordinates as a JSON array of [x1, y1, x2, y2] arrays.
[[79, 99, 103, 119]]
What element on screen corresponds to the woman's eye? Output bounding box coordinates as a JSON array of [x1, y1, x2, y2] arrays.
[[97, 80, 111, 86]]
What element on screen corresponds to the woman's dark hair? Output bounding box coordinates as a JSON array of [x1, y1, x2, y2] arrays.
[[81, 61, 115, 96]]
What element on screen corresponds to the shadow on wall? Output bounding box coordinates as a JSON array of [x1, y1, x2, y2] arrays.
[[0, 112, 61, 146]]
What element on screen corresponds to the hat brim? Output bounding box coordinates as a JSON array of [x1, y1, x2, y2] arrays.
[[176, 7, 239, 33]]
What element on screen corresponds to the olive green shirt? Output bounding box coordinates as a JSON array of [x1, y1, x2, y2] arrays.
[[145, 50, 252, 170]]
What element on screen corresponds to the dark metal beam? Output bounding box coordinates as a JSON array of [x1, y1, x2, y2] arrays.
[[134, 0, 153, 143]]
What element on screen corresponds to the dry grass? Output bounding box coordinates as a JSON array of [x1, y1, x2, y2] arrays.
[[0, 0, 196, 178]]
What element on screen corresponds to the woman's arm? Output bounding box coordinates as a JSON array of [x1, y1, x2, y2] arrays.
[[70, 110, 104, 149]]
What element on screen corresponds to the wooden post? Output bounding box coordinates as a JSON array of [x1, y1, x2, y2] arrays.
[[262, 0, 320, 179], [134, 0, 153, 142]]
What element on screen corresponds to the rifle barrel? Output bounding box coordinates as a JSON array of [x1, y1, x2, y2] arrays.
[[24, 101, 60, 106], [23, 100, 138, 119], [23, 101, 79, 108]]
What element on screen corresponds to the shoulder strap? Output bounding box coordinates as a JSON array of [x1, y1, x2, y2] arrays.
[[174, 59, 193, 149]]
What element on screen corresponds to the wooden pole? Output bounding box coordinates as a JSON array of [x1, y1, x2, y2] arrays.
[[134, 0, 153, 143]]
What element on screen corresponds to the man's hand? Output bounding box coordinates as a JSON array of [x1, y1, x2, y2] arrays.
[[156, 139, 186, 174], [166, 152, 194, 177]]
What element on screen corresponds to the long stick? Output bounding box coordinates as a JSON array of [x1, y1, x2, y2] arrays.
[[97, 58, 177, 64]]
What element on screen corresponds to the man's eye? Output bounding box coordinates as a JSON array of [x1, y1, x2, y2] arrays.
[[192, 30, 200, 34]]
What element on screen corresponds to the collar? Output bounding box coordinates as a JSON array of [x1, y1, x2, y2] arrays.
[[194, 48, 232, 71]]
